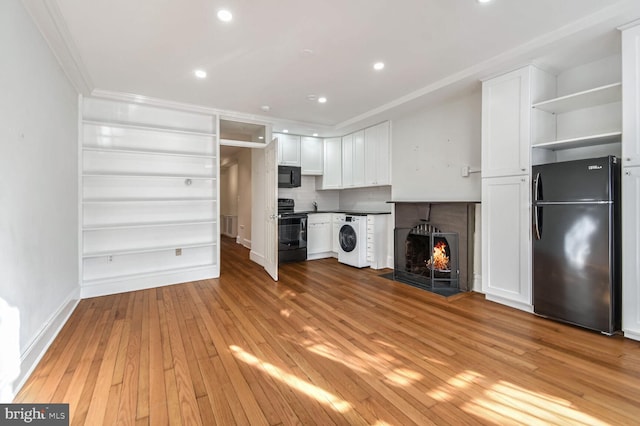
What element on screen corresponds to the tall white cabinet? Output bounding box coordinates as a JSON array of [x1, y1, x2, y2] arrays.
[[481, 65, 554, 311], [80, 97, 219, 297], [622, 23, 640, 341]]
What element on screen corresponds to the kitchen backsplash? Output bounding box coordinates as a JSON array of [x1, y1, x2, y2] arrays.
[[278, 176, 339, 211], [339, 186, 392, 212], [278, 176, 391, 213]]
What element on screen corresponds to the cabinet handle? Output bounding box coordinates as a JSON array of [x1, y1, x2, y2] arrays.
[[626, 171, 631, 176], [521, 178, 525, 182], [521, 168, 526, 172], [627, 158, 632, 162]]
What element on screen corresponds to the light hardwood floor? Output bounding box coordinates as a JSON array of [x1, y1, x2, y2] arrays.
[[16, 237, 640, 425]]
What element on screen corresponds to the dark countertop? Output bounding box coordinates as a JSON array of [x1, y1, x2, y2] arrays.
[[295, 210, 392, 215]]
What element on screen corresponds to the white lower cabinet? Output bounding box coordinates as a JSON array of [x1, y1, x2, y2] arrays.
[[332, 213, 345, 254], [481, 175, 532, 311], [622, 167, 640, 340], [366, 215, 389, 269], [307, 214, 333, 259]]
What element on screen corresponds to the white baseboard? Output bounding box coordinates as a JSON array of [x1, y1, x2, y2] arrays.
[[81, 266, 218, 298], [623, 328, 640, 342], [242, 238, 251, 249], [485, 294, 533, 313], [307, 252, 333, 261], [13, 286, 81, 399], [472, 273, 482, 292], [250, 250, 265, 267]]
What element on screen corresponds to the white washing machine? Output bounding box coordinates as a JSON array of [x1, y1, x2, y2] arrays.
[[337, 215, 370, 268]]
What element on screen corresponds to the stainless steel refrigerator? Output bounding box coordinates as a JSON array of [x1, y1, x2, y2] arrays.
[[532, 156, 621, 334]]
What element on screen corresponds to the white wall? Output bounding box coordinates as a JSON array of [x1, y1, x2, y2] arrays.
[[0, 0, 79, 400], [391, 90, 482, 202], [220, 163, 239, 216]]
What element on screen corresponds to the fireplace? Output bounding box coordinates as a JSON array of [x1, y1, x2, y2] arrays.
[[394, 224, 459, 290], [390, 202, 477, 294]]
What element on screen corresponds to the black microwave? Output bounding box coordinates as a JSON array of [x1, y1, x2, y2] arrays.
[[278, 165, 302, 188]]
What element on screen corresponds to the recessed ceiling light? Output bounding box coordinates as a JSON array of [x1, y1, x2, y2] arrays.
[[217, 9, 233, 22], [283, 129, 289, 133], [318, 97, 327, 104], [261, 105, 270, 112], [194, 69, 207, 79], [373, 62, 385, 71], [313, 133, 319, 137], [477, 0, 492, 3], [258, 136, 264, 140]]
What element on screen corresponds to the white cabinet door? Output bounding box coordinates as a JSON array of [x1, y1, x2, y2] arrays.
[[623, 25, 640, 168], [622, 167, 640, 341], [482, 175, 532, 311], [353, 130, 366, 187], [321, 137, 342, 189], [364, 122, 391, 186], [307, 214, 332, 256], [482, 67, 531, 178], [301, 136, 323, 175], [277, 133, 301, 166], [342, 133, 354, 187]]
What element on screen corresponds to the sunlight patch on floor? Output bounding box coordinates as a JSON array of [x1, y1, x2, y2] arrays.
[[462, 380, 610, 426], [427, 370, 484, 402], [280, 308, 292, 318], [229, 345, 352, 413]]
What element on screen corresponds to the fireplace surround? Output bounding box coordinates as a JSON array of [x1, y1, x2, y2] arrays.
[[391, 202, 477, 293]]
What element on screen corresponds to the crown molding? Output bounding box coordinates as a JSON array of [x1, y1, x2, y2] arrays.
[[21, 0, 93, 94]]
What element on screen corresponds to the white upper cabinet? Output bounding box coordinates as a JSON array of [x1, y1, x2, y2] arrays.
[[276, 133, 301, 166], [342, 133, 354, 187], [320, 137, 342, 189], [482, 67, 534, 178], [300, 136, 323, 175], [353, 130, 366, 186], [623, 24, 640, 167], [364, 121, 391, 186]]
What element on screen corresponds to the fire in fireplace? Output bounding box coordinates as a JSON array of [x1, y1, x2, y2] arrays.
[[395, 223, 459, 292]]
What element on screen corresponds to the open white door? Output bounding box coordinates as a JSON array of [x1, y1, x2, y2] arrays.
[[263, 137, 278, 280]]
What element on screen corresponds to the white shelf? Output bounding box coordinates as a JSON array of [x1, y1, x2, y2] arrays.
[[83, 146, 215, 159], [532, 132, 622, 151], [83, 172, 215, 180], [83, 119, 216, 137], [83, 264, 215, 286], [532, 82, 621, 114], [83, 242, 216, 258], [83, 219, 216, 231], [83, 198, 215, 204]]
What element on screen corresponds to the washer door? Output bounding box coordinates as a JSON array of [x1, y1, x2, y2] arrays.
[[339, 224, 357, 252]]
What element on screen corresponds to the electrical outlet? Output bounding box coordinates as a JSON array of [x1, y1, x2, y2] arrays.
[[175, 248, 182, 256], [108, 255, 113, 263]]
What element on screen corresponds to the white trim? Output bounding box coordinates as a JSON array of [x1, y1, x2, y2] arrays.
[[21, 0, 93, 94], [14, 287, 81, 396], [250, 250, 265, 267], [242, 239, 252, 249], [220, 139, 267, 149], [623, 329, 640, 341], [485, 294, 534, 313], [81, 265, 218, 298]]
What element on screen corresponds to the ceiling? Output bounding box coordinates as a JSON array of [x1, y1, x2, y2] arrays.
[[32, 0, 640, 133]]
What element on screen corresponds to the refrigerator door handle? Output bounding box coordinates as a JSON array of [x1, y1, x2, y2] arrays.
[[534, 172, 541, 202], [534, 206, 542, 240]]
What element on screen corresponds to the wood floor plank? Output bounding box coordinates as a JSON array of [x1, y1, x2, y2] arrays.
[[14, 237, 640, 425]]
